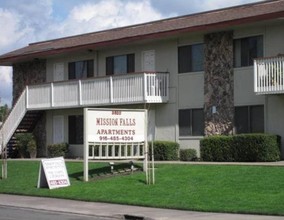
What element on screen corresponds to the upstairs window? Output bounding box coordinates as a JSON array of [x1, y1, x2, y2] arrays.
[[235, 105, 264, 134], [179, 108, 204, 136], [178, 43, 204, 73], [106, 54, 135, 75], [68, 60, 94, 80], [234, 36, 263, 67]]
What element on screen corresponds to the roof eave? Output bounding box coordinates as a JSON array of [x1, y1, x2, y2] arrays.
[[0, 10, 284, 66]]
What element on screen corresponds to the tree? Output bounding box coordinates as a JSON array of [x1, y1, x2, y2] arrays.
[[0, 104, 9, 122]]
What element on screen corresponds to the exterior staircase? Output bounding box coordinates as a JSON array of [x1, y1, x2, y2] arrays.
[[6, 111, 43, 157], [0, 89, 27, 157]]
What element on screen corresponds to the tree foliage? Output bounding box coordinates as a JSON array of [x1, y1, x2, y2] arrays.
[[0, 104, 9, 122]]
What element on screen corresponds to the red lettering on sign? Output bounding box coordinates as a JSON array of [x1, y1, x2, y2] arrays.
[[112, 110, 121, 115]]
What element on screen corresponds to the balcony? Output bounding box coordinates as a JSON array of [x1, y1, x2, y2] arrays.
[[27, 72, 169, 110], [0, 72, 169, 149], [254, 56, 284, 95]]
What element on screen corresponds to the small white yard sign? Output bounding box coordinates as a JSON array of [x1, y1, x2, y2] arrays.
[[37, 157, 70, 189]]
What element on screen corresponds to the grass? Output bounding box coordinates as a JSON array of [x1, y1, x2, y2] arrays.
[[0, 160, 284, 215]]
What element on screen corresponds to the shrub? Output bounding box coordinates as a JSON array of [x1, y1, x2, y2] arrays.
[[27, 139, 37, 158], [232, 134, 280, 162], [48, 143, 69, 158], [200, 136, 233, 162], [200, 134, 281, 162], [180, 149, 197, 161], [15, 133, 34, 158], [149, 141, 179, 161]]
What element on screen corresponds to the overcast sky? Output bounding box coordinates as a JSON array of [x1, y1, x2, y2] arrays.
[[0, 0, 263, 106]]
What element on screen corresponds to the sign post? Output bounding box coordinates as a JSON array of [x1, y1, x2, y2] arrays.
[[1, 134, 7, 179], [83, 108, 89, 182], [83, 108, 147, 182]]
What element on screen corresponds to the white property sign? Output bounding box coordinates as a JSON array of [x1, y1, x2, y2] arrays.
[[37, 157, 70, 189], [83, 108, 148, 181], [86, 109, 146, 143]]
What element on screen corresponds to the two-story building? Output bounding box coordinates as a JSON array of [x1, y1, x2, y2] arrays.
[[0, 0, 284, 158]]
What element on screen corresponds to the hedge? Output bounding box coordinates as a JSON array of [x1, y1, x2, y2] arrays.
[[180, 149, 197, 161], [200, 136, 234, 162], [149, 141, 179, 161], [47, 143, 69, 158], [200, 134, 280, 162]]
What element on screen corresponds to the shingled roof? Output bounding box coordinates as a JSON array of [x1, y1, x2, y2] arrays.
[[0, 0, 284, 65]]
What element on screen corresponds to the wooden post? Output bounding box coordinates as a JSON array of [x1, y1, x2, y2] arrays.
[[1, 138, 7, 179], [151, 139, 155, 185], [144, 110, 148, 184], [83, 108, 89, 182]]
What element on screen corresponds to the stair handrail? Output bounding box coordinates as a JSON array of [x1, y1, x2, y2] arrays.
[[0, 88, 27, 153]]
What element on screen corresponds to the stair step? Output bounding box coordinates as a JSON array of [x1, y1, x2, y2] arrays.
[[6, 110, 43, 158]]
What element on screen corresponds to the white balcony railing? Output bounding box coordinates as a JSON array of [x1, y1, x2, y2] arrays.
[[27, 72, 169, 109], [0, 72, 169, 150], [254, 56, 284, 95]]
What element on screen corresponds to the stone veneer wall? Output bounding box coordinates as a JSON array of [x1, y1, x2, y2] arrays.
[[13, 60, 46, 104], [204, 31, 234, 136], [13, 59, 47, 157], [33, 112, 47, 157]]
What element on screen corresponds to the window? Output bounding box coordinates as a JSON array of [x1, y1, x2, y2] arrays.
[[179, 109, 204, 136], [234, 36, 263, 67], [68, 115, 83, 144], [178, 43, 204, 73], [106, 54, 135, 75], [235, 105, 264, 134], [68, 60, 94, 79]]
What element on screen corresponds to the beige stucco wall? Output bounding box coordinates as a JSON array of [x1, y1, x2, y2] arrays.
[[234, 67, 265, 106], [233, 24, 266, 107], [176, 35, 205, 156], [262, 21, 284, 158], [266, 95, 284, 158], [234, 21, 284, 158], [43, 20, 284, 158], [44, 39, 181, 158], [46, 108, 83, 157], [46, 52, 97, 82], [265, 21, 284, 56], [178, 73, 204, 108], [46, 106, 156, 158], [177, 72, 204, 156]]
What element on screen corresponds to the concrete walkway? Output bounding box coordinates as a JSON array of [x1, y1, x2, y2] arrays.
[[0, 194, 283, 220], [9, 158, 284, 167], [65, 159, 284, 167], [151, 160, 284, 166]]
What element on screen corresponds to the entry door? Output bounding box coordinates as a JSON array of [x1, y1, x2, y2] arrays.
[[142, 50, 155, 71], [53, 63, 64, 81], [53, 115, 64, 144]]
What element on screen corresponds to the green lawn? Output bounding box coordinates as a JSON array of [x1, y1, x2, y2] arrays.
[[0, 160, 284, 215]]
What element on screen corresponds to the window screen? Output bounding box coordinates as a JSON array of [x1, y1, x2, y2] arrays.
[[234, 36, 263, 67], [178, 44, 204, 73], [235, 105, 264, 134], [179, 109, 204, 136]]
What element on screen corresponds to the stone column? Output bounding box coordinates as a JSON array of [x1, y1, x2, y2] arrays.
[[204, 31, 234, 136], [13, 59, 46, 104], [13, 59, 47, 156]]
